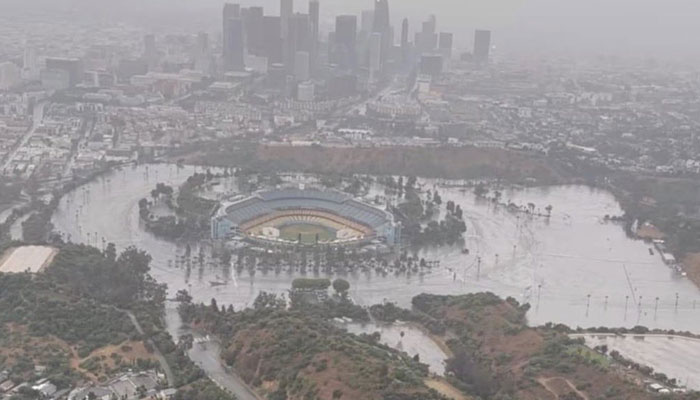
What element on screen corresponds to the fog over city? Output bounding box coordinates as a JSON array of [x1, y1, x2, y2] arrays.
[[3, 0, 700, 399], [5, 0, 700, 59]]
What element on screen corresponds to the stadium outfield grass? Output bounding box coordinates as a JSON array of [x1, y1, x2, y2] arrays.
[[278, 223, 337, 244]]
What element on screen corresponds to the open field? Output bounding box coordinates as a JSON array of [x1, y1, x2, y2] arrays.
[[278, 223, 336, 244], [0, 245, 58, 273]]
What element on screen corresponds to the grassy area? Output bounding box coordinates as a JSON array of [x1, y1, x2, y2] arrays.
[[278, 223, 336, 244]]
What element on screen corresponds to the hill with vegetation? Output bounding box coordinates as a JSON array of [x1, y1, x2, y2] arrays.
[[0, 243, 234, 400], [407, 293, 671, 400], [179, 289, 447, 400]]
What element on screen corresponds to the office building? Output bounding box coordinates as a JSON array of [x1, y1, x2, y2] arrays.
[[243, 7, 265, 56], [41, 68, 70, 90], [284, 13, 311, 74], [45, 58, 84, 87], [334, 15, 357, 70], [439, 32, 453, 58], [420, 54, 443, 76], [401, 18, 409, 63], [0, 62, 21, 90], [371, 0, 391, 72], [195, 32, 211, 75], [372, 0, 390, 33], [223, 17, 246, 71], [294, 51, 310, 81], [369, 32, 382, 82], [297, 80, 315, 101], [361, 10, 374, 33], [474, 29, 491, 63], [309, 0, 320, 69], [263, 16, 283, 63], [281, 0, 293, 40]]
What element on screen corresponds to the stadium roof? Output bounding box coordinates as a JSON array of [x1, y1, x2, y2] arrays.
[[223, 187, 392, 229]]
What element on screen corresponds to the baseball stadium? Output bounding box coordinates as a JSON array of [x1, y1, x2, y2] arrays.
[[211, 187, 399, 246]]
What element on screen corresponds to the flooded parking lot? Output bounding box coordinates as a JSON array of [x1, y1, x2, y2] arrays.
[[51, 164, 700, 332]]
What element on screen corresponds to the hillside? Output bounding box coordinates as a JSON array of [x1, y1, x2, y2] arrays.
[[409, 293, 657, 400], [182, 297, 447, 400], [175, 141, 567, 184]]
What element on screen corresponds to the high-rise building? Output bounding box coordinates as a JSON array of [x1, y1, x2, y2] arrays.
[[400, 18, 409, 63], [143, 34, 157, 69], [223, 4, 245, 71], [22, 46, 38, 80], [45, 58, 84, 87], [369, 32, 382, 82], [372, 0, 390, 34], [371, 0, 391, 73], [223, 17, 246, 71], [223, 4, 240, 60], [308, 0, 320, 69], [263, 16, 283, 63], [284, 13, 310, 74], [334, 15, 357, 70], [297, 80, 315, 101], [280, 0, 293, 40], [294, 51, 310, 81], [439, 32, 453, 58], [361, 10, 374, 33], [420, 54, 442, 76], [243, 7, 265, 56], [0, 62, 21, 90], [474, 29, 491, 63], [195, 32, 211, 74]]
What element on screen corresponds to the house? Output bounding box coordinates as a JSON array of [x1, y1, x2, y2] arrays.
[[158, 388, 177, 399]]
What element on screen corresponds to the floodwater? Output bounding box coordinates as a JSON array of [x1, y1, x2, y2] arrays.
[[576, 333, 700, 390], [51, 164, 700, 332], [342, 321, 449, 375]]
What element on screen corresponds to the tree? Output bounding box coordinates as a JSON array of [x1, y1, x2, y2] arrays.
[[104, 242, 117, 262], [545, 205, 553, 217], [332, 279, 350, 297]]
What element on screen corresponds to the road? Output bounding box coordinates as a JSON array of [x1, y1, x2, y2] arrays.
[[115, 307, 176, 388], [1, 102, 45, 173], [188, 335, 263, 400]]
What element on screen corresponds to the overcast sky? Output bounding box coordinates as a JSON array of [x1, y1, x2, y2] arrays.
[[5, 0, 700, 61]]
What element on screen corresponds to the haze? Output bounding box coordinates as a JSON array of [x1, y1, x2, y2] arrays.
[[5, 0, 700, 61]]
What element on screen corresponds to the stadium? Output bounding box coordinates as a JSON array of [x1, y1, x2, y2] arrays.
[[211, 187, 399, 246]]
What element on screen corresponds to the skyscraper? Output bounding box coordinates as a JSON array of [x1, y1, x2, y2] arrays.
[[372, 0, 391, 73], [308, 0, 320, 69], [284, 13, 311, 74], [474, 29, 491, 63], [223, 3, 240, 54], [223, 4, 244, 71], [334, 15, 357, 70], [294, 50, 310, 81], [372, 0, 390, 34], [223, 17, 246, 71], [360, 10, 374, 33], [369, 32, 382, 82], [143, 34, 157, 69], [195, 32, 211, 74], [401, 18, 409, 63], [439, 32, 453, 58], [243, 7, 265, 56], [263, 16, 283, 63], [280, 0, 293, 40]]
